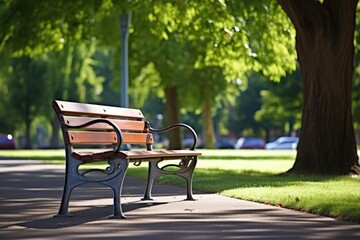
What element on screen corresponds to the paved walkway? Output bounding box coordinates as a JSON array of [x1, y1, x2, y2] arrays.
[[0, 159, 359, 239]]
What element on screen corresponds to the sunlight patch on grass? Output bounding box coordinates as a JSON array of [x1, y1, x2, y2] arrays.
[[196, 160, 294, 173], [198, 149, 296, 160], [0, 149, 65, 161], [221, 176, 360, 221]]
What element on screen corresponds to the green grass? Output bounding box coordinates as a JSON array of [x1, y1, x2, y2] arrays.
[[1, 149, 359, 222]]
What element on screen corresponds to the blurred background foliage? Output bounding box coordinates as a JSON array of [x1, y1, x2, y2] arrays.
[[0, 0, 358, 149]]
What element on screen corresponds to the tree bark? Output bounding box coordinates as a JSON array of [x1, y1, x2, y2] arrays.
[[165, 86, 182, 149], [203, 97, 216, 149], [24, 117, 32, 149], [49, 116, 60, 148], [278, 0, 360, 174]]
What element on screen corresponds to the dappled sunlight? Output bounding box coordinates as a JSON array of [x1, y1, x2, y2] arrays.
[[192, 168, 343, 193], [196, 159, 294, 173], [197, 168, 360, 222], [199, 149, 297, 158], [1, 149, 360, 222]]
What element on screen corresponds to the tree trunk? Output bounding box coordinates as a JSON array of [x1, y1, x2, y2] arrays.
[[165, 86, 182, 149], [203, 97, 216, 149], [278, 0, 360, 174], [24, 118, 32, 149], [49, 116, 60, 148]]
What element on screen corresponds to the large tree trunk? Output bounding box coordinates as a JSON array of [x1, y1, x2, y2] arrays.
[[278, 0, 360, 174], [165, 86, 182, 149]]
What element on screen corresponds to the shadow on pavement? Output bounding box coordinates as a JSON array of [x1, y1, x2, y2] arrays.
[[1, 159, 360, 240]]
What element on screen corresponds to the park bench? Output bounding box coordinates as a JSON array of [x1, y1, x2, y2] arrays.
[[52, 100, 201, 219]]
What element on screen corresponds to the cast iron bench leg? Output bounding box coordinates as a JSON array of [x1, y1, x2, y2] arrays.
[[102, 159, 129, 219], [55, 152, 129, 219], [55, 156, 85, 217], [178, 156, 197, 200], [142, 156, 197, 201], [142, 160, 161, 200]]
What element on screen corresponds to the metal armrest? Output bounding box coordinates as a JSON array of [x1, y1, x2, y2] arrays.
[[146, 122, 198, 150], [59, 118, 123, 154]]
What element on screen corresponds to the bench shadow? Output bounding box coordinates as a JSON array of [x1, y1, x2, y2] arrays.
[[16, 201, 169, 229]]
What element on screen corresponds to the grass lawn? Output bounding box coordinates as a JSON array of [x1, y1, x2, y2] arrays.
[[0, 149, 359, 223]]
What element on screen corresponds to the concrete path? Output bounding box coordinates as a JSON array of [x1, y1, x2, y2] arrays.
[[0, 159, 359, 239]]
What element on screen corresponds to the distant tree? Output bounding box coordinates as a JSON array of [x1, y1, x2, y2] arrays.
[[255, 70, 303, 141], [0, 0, 297, 150], [229, 74, 268, 138], [45, 41, 104, 148], [0, 0, 111, 56], [0, 54, 17, 134], [128, 1, 297, 148], [187, 66, 229, 148], [7, 56, 47, 148]]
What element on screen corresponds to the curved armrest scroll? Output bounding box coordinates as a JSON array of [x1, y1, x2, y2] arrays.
[[147, 122, 198, 150], [60, 118, 123, 154]]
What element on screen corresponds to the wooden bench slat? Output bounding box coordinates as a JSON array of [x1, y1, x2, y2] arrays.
[[54, 100, 144, 119], [65, 131, 153, 145], [61, 116, 146, 132], [72, 149, 201, 162], [124, 150, 202, 160]]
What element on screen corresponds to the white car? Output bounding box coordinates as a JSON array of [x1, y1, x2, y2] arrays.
[[265, 136, 299, 150]]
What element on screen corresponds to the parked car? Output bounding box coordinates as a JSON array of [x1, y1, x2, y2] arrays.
[[0, 134, 16, 149], [216, 137, 236, 149], [182, 137, 203, 148], [265, 136, 299, 150], [234, 137, 266, 149]]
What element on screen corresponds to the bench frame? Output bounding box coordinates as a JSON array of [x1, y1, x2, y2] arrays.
[[52, 100, 201, 219]]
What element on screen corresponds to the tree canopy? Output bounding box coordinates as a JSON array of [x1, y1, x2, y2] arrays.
[[1, 0, 359, 175]]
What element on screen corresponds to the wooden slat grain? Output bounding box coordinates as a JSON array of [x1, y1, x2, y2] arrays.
[[72, 149, 201, 162], [61, 116, 146, 132], [65, 131, 153, 145], [53, 100, 144, 119]]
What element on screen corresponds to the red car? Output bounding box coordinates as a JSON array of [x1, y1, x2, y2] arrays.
[[0, 134, 16, 149]]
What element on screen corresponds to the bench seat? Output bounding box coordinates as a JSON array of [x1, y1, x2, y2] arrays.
[[72, 149, 201, 162]]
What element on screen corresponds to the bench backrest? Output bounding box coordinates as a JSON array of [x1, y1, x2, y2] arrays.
[[52, 100, 153, 148]]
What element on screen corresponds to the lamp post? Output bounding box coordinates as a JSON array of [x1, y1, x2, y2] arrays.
[[119, 12, 131, 107]]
